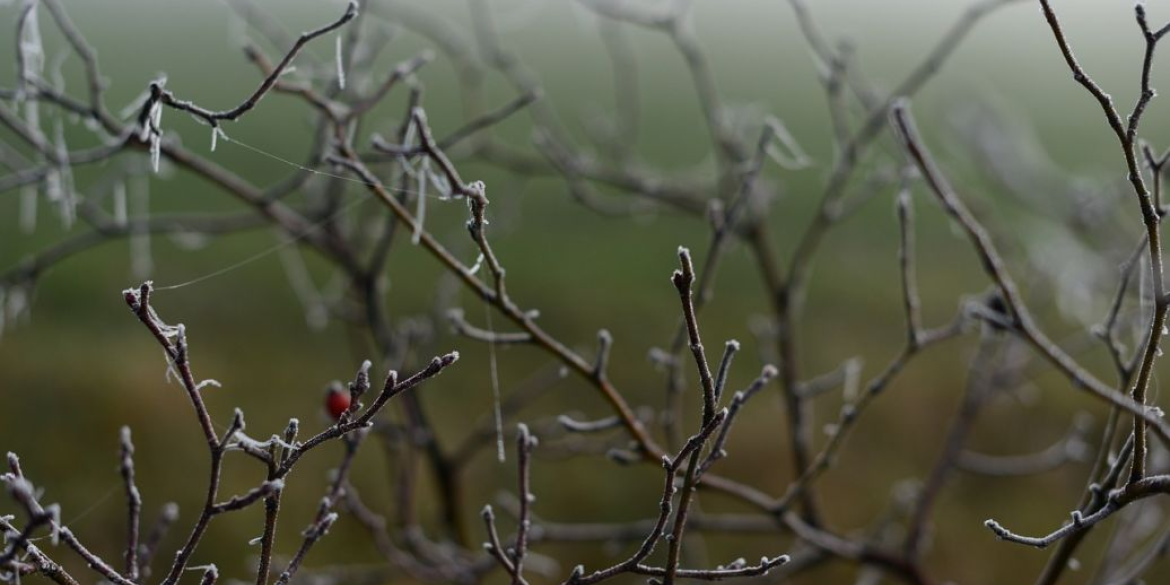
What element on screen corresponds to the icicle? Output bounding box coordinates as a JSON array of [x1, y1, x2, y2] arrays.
[[113, 181, 127, 227], [763, 116, 812, 171], [18, 185, 36, 234], [842, 357, 862, 402], [146, 98, 164, 173], [335, 36, 346, 90], [17, 0, 44, 98], [412, 159, 429, 245], [137, 77, 166, 140], [53, 120, 76, 229], [1136, 254, 1153, 351], [468, 253, 485, 275], [401, 117, 418, 156], [150, 131, 162, 173], [118, 87, 151, 121], [44, 504, 60, 546], [131, 177, 153, 279], [427, 167, 452, 200], [6, 285, 29, 327], [22, 1, 43, 74], [43, 168, 61, 203], [19, 12, 45, 152], [59, 168, 76, 229], [49, 50, 67, 94], [209, 126, 227, 152], [277, 238, 327, 331], [23, 99, 42, 154], [483, 302, 505, 463]]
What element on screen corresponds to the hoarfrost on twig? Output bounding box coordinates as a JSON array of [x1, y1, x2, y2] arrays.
[[468, 253, 485, 275], [427, 167, 452, 200], [225, 431, 296, 454], [141, 81, 166, 174], [48, 50, 67, 94], [763, 116, 812, 171], [335, 36, 346, 90], [194, 379, 222, 392], [413, 158, 429, 245], [17, 0, 43, 97], [149, 118, 162, 174], [118, 85, 153, 121], [18, 185, 36, 234], [44, 503, 59, 546], [4, 285, 29, 331], [52, 120, 76, 229]]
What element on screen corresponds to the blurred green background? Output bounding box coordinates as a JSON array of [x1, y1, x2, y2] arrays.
[[4, 0, 1170, 583]]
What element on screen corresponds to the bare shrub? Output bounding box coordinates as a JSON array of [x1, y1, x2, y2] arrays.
[[4, 1, 1170, 584]]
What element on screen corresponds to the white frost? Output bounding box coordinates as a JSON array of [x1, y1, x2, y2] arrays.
[[335, 36, 346, 90], [413, 159, 429, 245], [19, 186, 36, 234]]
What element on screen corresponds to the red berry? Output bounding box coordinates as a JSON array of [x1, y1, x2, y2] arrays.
[[326, 387, 351, 420]]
